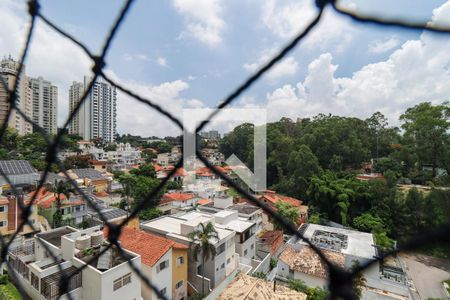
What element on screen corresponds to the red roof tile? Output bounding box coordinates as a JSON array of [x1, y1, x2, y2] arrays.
[[197, 198, 212, 205], [104, 226, 179, 266], [161, 192, 196, 202]]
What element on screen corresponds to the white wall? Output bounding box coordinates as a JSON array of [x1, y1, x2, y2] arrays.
[[149, 250, 172, 300], [235, 234, 256, 260]]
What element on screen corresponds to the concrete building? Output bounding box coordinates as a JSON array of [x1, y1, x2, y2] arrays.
[[278, 224, 412, 300], [0, 193, 41, 238], [141, 212, 238, 293], [69, 76, 117, 142], [7, 226, 141, 300], [90, 143, 142, 172], [0, 160, 39, 190], [33, 189, 87, 226], [105, 226, 189, 300], [0, 56, 33, 135], [28, 76, 58, 135], [158, 192, 200, 215]]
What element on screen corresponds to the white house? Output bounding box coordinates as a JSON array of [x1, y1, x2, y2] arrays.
[[106, 226, 189, 300], [278, 224, 412, 300], [141, 212, 238, 293], [7, 226, 141, 300]]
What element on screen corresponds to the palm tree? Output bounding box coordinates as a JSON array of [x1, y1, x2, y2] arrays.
[[188, 222, 219, 297], [49, 179, 72, 227]]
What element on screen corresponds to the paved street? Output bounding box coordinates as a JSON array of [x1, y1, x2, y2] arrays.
[[401, 253, 450, 300]]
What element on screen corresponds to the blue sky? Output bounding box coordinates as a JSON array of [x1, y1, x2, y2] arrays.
[[1, 0, 449, 136]]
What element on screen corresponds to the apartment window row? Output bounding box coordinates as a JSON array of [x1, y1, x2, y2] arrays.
[[113, 273, 132, 291]]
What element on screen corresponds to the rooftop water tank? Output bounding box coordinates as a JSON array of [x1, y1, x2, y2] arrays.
[[90, 231, 104, 247], [76, 235, 91, 250]]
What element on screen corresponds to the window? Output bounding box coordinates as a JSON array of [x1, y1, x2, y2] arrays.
[[0, 206, 6, 212], [251, 244, 254, 250], [227, 258, 231, 264], [175, 280, 183, 289], [177, 256, 184, 266], [216, 243, 225, 255], [0, 221, 7, 227], [113, 278, 122, 291], [31, 273, 39, 290], [157, 260, 169, 273], [244, 249, 248, 256], [221, 263, 225, 269], [122, 273, 131, 285], [113, 273, 132, 291], [159, 288, 167, 297]]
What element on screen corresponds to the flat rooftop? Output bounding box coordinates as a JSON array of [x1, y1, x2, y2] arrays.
[[216, 219, 253, 233], [299, 223, 376, 260], [37, 227, 77, 248], [228, 204, 260, 215], [142, 215, 234, 243]]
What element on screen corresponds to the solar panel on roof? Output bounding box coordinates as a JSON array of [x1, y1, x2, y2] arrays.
[[0, 160, 36, 175]]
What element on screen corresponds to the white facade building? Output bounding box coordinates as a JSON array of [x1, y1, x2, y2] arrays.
[[141, 212, 238, 292], [277, 224, 412, 300], [28, 76, 58, 135], [7, 226, 141, 300], [0, 56, 33, 135], [69, 76, 117, 142]]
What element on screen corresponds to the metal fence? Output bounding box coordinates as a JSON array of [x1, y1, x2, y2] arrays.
[[1, 0, 450, 299]]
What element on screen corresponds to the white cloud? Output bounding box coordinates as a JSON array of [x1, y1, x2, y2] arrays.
[[172, 0, 225, 46], [260, 0, 355, 51], [123, 53, 150, 62], [157, 57, 167, 67], [368, 37, 400, 54], [104, 70, 205, 136], [243, 48, 298, 81], [255, 0, 450, 126]]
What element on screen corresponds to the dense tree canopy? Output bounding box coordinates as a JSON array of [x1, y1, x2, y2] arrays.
[[220, 102, 450, 253]]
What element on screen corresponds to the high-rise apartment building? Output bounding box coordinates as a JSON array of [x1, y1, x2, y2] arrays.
[[28, 76, 58, 135], [0, 56, 33, 135], [69, 76, 117, 142]]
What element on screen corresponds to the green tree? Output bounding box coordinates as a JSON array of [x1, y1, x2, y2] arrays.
[[273, 201, 300, 231], [129, 164, 156, 178], [350, 260, 367, 299], [400, 102, 450, 178], [117, 174, 136, 209], [139, 208, 163, 221], [353, 213, 394, 249], [131, 176, 162, 209], [189, 222, 219, 296], [48, 180, 73, 228], [287, 279, 308, 293], [275, 145, 322, 200]]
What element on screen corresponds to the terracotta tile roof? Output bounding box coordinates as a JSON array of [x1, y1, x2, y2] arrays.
[[89, 160, 107, 166], [218, 273, 306, 300], [173, 167, 187, 177], [259, 192, 302, 207], [153, 164, 163, 172], [259, 230, 283, 245], [279, 245, 345, 279], [161, 192, 196, 202], [95, 191, 109, 197], [104, 226, 181, 266], [197, 198, 212, 205]]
